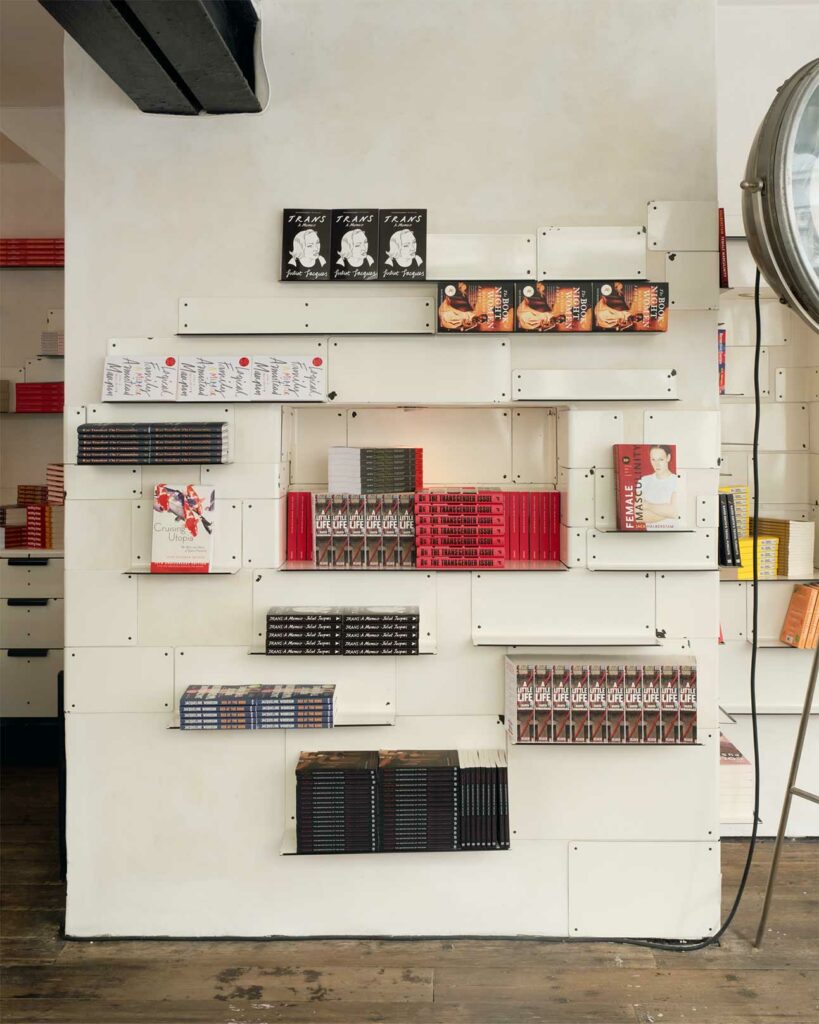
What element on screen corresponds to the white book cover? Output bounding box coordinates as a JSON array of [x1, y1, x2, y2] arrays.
[[251, 355, 326, 401], [177, 356, 252, 401], [151, 484, 216, 573], [102, 356, 178, 401]]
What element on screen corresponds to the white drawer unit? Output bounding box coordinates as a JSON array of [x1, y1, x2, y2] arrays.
[[0, 556, 64, 598], [0, 649, 62, 717], [0, 597, 64, 648]]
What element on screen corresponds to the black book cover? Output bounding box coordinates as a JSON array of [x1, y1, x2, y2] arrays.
[[378, 210, 427, 281], [330, 210, 378, 281], [281, 209, 331, 281], [718, 493, 730, 566], [725, 493, 741, 566]]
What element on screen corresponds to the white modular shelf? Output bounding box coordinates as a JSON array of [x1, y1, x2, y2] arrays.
[[586, 529, 717, 572], [646, 201, 718, 253], [178, 296, 436, 335], [426, 233, 535, 280], [537, 226, 646, 280], [513, 369, 678, 402]]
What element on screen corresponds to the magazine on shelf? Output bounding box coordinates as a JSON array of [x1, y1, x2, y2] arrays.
[[150, 483, 216, 573], [614, 444, 685, 531], [281, 209, 331, 281], [330, 210, 379, 281]]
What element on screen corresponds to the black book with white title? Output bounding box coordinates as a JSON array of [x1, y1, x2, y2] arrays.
[[330, 210, 379, 281], [281, 209, 331, 281], [378, 209, 427, 281]]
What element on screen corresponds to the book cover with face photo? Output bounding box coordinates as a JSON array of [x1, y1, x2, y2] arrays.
[[614, 444, 686, 531], [281, 209, 331, 281], [437, 281, 515, 332], [378, 209, 426, 281], [330, 210, 378, 281], [515, 281, 593, 332], [592, 281, 670, 332]]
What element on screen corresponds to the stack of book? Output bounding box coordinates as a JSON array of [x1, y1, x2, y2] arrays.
[[505, 660, 697, 745], [736, 535, 779, 579], [46, 464, 64, 505], [179, 684, 335, 730], [755, 518, 815, 578], [313, 493, 415, 569], [415, 490, 506, 569], [720, 733, 753, 824], [17, 484, 48, 504], [457, 749, 510, 850], [14, 381, 64, 413], [296, 751, 380, 854], [286, 491, 314, 561], [502, 491, 561, 561], [77, 422, 230, 464], [380, 749, 460, 852], [0, 506, 25, 548], [0, 379, 9, 413], [720, 485, 749, 538], [0, 238, 64, 267], [266, 607, 420, 655], [328, 447, 423, 494], [780, 583, 819, 648], [40, 331, 65, 356], [718, 491, 742, 566]]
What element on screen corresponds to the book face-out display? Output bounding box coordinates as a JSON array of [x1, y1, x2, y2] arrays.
[[593, 281, 669, 332], [150, 483, 216, 573], [330, 210, 379, 281], [614, 444, 685, 531], [437, 282, 515, 332], [281, 209, 331, 281], [515, 281, 593, 332]]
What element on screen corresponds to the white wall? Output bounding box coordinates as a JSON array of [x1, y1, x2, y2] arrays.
[[63, 0, 722, 938]]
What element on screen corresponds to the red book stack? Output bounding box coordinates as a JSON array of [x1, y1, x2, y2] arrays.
[[502, 491, 561, 563], [414, 490, 506, 569], [25, 505, 50, 548], [286, 491, 314, 562], [0, 238, 64, 267], [17, 484, 49, 505], [15, 381, 64, 413], [47, 464, 65, 505]]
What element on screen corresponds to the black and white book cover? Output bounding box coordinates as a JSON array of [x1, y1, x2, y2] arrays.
[[378, 209, 427, 281], [281, 209, 331, 281], [331, 210, 379, 281]]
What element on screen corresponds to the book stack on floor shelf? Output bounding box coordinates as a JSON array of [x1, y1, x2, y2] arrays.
[[179, 684, 336, 731]]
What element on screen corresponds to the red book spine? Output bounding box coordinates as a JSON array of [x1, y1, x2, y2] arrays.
[[416, 556, 505, 570], [509, 493, 519, 561], [303, 493, 314, 561], [551, 492, 560, 559], [519, 490, 528, 561], [287, 493, 296, 561], [530, 493, 540, 560], [415, 449, 424, 491], [540, 492, 550, 560], [718, 207, 729, 289]]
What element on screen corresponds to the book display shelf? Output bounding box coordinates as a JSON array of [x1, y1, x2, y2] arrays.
[[61, 2, 733, 939]]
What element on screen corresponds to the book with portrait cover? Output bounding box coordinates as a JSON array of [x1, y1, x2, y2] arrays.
[[437, 282, 515, 332], [378, 209, 426, 281], [515, 281, 593, 332], [613, 445, 685, 531], [592, 281, 669, 332], [330, 209, 378, 281], [281, 209, 331, 281], [150, 483, 216, 573]]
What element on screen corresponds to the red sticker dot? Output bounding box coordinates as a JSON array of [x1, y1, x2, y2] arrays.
[[239, 357, 250, 367], [312, 357, 323, 367], [165, 357, 176, 366]]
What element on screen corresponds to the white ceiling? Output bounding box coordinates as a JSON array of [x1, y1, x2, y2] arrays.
[[0, 0, 64, 108]]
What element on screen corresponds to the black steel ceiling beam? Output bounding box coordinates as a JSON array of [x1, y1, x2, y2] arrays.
[[39, 0, 200, 115], [39, 0, 261, 116], [124, 0, 261, 114]]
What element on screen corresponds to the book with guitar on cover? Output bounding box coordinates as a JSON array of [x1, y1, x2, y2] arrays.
[[151, 483, 215, 573], [614, 444, 685, 531]]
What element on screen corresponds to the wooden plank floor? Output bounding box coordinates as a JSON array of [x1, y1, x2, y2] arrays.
[[1, 766, 817, 1023]]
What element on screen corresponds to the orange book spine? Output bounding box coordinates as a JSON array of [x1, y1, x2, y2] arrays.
[[779, 584, 817, 647]]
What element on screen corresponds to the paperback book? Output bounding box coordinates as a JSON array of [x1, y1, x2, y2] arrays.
[[102, 356, 178, 401], [614, 444, 685, 531], [281, 209, 331, 281], [330, 209, 379, 281], [437, 282, 515, 332], [592, 281, 669, 332], [515, 281, 593, 332], [378, 209, 426, 281], [150, 483, 215, 573], [177, 356, 252, 402]]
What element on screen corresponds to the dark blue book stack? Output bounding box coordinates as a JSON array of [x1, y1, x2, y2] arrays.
[[179, 684, 335, 730]]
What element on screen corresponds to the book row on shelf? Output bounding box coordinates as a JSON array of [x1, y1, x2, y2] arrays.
[[0, 237, 64, 267], [295, 749, 510, 855], [12, 381, 63, 413], [266, 607, 420, 656], [179, 684, 336, 730], [505, 660, 698, 745], [0, 470, 65, 549]]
